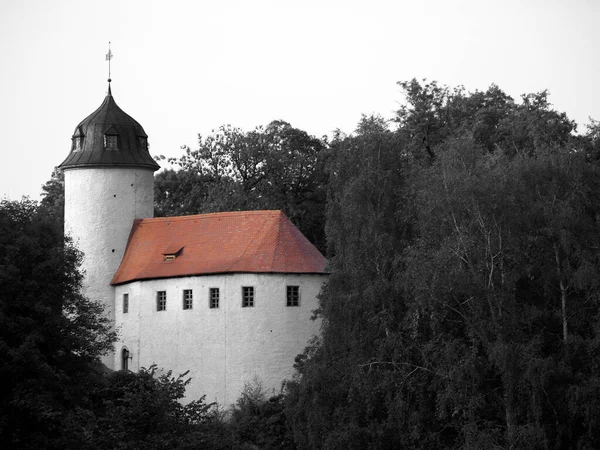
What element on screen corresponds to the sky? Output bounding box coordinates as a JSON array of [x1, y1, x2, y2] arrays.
[[1, 0, 599, 200]]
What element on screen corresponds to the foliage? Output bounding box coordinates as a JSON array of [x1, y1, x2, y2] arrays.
[[154, 168, 210, 217], [39, 166, 64, 232], [88, 365, 229, 449], [285, 81, 600, 449], [0, 198, 115, 448], [228, 377, 295, 449]]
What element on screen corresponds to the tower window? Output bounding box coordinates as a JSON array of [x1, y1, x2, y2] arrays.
[[183, 289, 193, 310], [157, 291, 166, 311], [72, 126, 84, 152], [286, 286, 299, 307], [139, 136, 148, 150], [104, 134, 118, 150], [123, 293, 129, 313], [209, 288, 219, 309], [242, 286, 254, 308], [72, 136, 83, 152], [121, 347, 130, 371]]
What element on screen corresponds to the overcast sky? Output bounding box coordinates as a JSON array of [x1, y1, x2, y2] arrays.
[[1, 0, 598, 200]]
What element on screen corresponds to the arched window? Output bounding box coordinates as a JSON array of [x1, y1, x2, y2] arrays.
[[121, 347, 130, 371]]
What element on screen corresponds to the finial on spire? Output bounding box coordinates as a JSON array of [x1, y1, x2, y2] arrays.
[[105, 41, 113, 84]]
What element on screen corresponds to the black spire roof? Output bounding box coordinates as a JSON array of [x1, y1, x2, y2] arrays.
[[59, 85, 160, 171]]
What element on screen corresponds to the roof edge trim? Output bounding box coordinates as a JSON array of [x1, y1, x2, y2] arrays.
[[111, 270, 330, 286]]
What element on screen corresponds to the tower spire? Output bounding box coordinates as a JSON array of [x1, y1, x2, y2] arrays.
[[105, 41, 113, 94]]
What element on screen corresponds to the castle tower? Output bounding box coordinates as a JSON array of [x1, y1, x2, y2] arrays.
[[59, 83, 160, 369]]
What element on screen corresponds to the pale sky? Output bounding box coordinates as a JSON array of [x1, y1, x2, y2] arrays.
[[1, 0, 598, 200]]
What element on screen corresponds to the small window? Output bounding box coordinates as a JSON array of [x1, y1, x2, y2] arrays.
[[242, 286, 254, 308], [157, 291, 166, 311], [121, 347, 129, 371], [72, 127, 84, 152], [163, 245, 184, 262], [139, 136, 148, 150], [123, 293, 129, 313], [73, 136, 82, 152], [209, 288, 220, 309], [183, 289, 193, 310], [287, 286, 299, 307], [104, 134, 118, 150]]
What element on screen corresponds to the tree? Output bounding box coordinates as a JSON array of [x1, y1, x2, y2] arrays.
[[88, 366, 228, 449], [286, 116, 419, 449], [286, 82, 600, 449], [154, 168, 209, 217], [0, 198, 116, 448], [228, 377, 295, 450], [39, 166, 64, 232]]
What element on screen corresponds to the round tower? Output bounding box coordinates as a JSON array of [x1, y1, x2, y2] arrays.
[[59, 83, 159, 369]]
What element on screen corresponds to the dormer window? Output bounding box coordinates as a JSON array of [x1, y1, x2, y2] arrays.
[[72, 136, 82, 152], [104, 134, 118, 151], [162, 245, 184, 262], [138, 136, 148, 150], [72, 127, 84, 152]]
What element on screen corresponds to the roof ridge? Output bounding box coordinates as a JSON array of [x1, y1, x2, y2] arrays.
[[141, 210, 282, 223]]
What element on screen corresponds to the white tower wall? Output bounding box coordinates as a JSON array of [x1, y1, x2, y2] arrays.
[[64, 167, 155, 368]]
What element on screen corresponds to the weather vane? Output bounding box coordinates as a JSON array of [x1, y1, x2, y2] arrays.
[[105, 42, 113, 83]]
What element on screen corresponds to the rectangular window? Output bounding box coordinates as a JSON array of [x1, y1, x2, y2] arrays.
[[73, 137, 82, 152], [209, 288, 220, 309], [242, 286, 254, 307], [105, 135, 118, 150], [157, 291, 166, 311], [123, 293, 129, 313], [183, 289, 193, 310], [286, 286, 299, 307], [139, 136, 148, 150]]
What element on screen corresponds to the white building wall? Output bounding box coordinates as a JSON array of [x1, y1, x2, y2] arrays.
[[64, 167, 155, 369], [114, 273, 325, 406]]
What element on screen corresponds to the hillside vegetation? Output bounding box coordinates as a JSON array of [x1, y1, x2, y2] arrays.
[[29, 79, 600, 449]]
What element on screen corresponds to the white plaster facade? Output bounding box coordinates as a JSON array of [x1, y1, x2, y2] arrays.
[[114, 272, 325, 406], [64, 167, 154, 369]]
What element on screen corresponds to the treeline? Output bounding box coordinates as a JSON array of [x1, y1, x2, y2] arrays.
[[30, 79, 600, 448], [285, 83, 600, 449]]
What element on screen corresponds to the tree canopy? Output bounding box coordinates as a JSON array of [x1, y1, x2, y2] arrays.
[[283, 80, 600, 449], [0, 198, 115, 448]]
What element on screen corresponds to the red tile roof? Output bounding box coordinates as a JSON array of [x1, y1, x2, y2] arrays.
[[111, 210, 327, 285]]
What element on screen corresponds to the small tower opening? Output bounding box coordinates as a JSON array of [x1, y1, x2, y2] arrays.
[[72, 127, 84, 152], [121, 347, 130, 371], [104, 134, 119, 151], [138, 136, 148, 150]]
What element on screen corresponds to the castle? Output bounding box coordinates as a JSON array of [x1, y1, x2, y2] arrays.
[[58, 82, 327, 405]]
